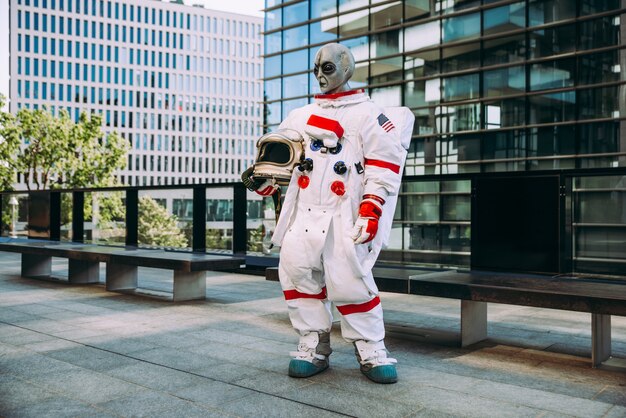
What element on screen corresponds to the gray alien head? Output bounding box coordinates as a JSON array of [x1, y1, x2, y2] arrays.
[[313, 43, 356, 94]]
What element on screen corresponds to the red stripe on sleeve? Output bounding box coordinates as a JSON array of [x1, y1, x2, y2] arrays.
[[336, 296, 381, 315], [364, 158, 401, 174], [283, 287, 327, 301], [306, 115, 344, 139]]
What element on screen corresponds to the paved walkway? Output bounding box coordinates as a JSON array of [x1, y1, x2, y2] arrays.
[[0, 252, 624, 417]]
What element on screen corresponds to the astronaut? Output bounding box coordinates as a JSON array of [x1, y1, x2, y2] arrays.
[[244, 43, 410, 384]]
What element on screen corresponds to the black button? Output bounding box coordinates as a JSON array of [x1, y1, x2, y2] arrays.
[[334, 161, 347, 175]]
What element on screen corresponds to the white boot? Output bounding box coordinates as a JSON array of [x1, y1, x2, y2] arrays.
[[288, 331, 332, 378], [354, 340, 397, 383]]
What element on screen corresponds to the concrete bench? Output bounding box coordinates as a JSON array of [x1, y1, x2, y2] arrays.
[[0, 238, 244, 301], [266, 266, 626, 367]]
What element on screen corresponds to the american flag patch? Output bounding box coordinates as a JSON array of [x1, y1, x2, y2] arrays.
[[377, 113, 395, 132]]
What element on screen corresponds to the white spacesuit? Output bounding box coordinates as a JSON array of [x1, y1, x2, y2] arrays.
[[246, 43, 413, 384]]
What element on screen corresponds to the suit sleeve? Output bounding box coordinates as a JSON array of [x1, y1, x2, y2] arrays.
[[360, 107, 405, 201]]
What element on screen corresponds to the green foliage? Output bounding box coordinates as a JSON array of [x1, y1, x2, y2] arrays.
[[247, 226, 263, 252], [138, 195, 188, 248], [0, 94, 129, 191], [206, 228, 232, 250]]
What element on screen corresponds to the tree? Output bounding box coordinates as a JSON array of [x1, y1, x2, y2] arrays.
[[138, 195, 188, 248], [0, 94, 129, 191]]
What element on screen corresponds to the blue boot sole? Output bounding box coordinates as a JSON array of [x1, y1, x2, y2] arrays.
[[361, 364, 398, 384], [288, 359, 328, 378]]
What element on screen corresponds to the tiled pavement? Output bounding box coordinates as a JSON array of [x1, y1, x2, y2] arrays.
[[0, 252, 624, 418]]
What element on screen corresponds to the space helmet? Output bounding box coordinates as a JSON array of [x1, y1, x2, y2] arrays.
[[252, 129, 305, 186]]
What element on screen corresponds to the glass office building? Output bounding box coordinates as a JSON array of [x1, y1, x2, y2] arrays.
[[263, 0, 626, 273], [9, 0, 264, 187]]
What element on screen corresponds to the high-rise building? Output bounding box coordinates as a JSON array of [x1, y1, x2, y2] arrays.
[[263, 1, 626, 274], [9, 0, 264, 187]]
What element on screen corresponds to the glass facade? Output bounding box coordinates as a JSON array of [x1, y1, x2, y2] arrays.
[[10, 0, 264, 187], [264, 0, 626, 271]]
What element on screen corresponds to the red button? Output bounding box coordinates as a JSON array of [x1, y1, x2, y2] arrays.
[[298, 175, 310, 189], [330, 181, 345, 196]]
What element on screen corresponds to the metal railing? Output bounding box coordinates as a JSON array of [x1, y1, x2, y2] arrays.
[[2, 166, 626, 277]]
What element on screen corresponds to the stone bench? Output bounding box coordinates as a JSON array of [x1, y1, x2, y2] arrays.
[[266, 266, 626, 367], [0, 238, 244, 301]]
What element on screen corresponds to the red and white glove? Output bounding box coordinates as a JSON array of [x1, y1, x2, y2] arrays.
[[351, 195, 385, 244], [255, 178, 279, 196]]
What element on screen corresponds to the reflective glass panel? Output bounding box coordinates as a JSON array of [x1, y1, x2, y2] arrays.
[[578, 49, 625, 85], [579, 121, 621, 155], [404, 20, 440, 52], [484, 97, 526, 128], [282, 97, 309, 118], [437, 134, 482, 173], [580, 0, 622, 15], [482, 130, 527, 172], [404, 49, 440, 78], [265, 8, 281, 32], [282, 49, 308, 75], [265, 31, 281, 55], [2, 194, 28, 238], [264, 55, 281, 78], [438, 0, 480, 14], [405, 181, 439, 193], [579, 15, 622, 50], [405, 0, 434, 21], [283, 1, 308, 27], [311, 0, 336, 19], [265, 78, 281, 102], [310, 19, 337, 44], [139, 190, 189, 249], [405, 195, 439, 222], [266, 101, 282, 126], [370, 85, 402, 107], [405, 137, 437, 175], [528, 125, 576, 158], [575, 175, 626, 224], [442, 73, 479, 101], [414, 107, 438, 135], [578, 85, 623, 120], [282, 73, 308, 99], [283, 25, 308, 50], [370, 29, 401, 58], [85, 191, 127, 245], [529, 23, 576, 58], [341, 36, 369, 62], [483, 34, 525, 66], [350, 61, 368, 88], [339, 9, 369, 37], [370, 56, 402, 84], [530, 58, 575, 91], [371, 1, 402, 30], [442, 195, 470, 221], [407, 224, 440, 251], [405, 80, 434, 108], [528, 0, 576, 26], [483, 2, 525, 36], [339, 0, 367, 12], [442, 42, 480, 72], [442, 12, 480, 43], [483, 65, 525, 98], [528, 91, 576, 124], [437, 103, 481, 133], [441, 224, 471, 252], [575, 226, 626, 260]]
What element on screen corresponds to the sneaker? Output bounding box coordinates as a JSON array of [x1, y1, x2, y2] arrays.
[[354, 340, 398, 384], [288, 331, 332, 378]]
